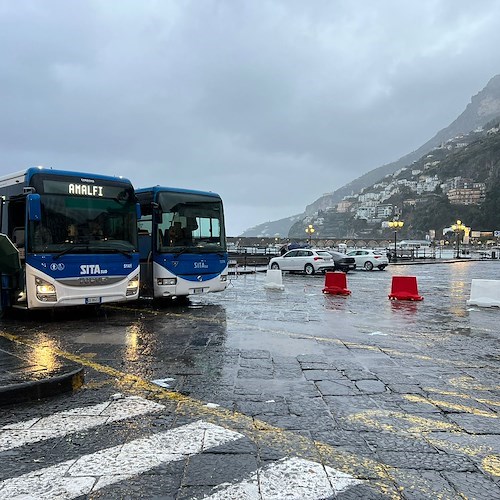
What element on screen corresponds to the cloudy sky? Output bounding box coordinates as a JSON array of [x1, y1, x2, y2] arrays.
[[2, 1, 500, 235]]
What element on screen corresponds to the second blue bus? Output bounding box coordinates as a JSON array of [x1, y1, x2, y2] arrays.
[[136, 186, 228, 299]]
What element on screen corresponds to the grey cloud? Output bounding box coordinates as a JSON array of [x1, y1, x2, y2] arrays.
[[2, 1, 500, 235]]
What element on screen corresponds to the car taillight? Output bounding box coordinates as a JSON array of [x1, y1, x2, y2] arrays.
[[374, 255, 381, 259], [313, 256, 323, 261]]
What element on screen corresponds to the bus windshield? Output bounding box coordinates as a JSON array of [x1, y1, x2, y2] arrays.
[[29, 193, 138, 254], [156, 192, 226, 253]]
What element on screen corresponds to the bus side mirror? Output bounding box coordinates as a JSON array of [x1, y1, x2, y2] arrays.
[[27, 194, 41, 221], [136, 203, 141, 220]]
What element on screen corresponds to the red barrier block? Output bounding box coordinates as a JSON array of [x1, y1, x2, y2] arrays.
[[388, 276, 423, 301], [323, 272, 351, 295]]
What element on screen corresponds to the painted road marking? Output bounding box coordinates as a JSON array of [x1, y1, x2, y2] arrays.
[[0, 332, 396, 493], [201, 457, 362, 499], [0, 396, 163, 452], [0, 420, 244, 499]]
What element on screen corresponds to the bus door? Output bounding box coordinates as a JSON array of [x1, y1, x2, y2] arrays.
[[0, 196, 25, 310], [138, 207, 154, 297]]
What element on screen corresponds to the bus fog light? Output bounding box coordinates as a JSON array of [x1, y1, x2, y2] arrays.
[[126, 275, 139, 296], [157, 278, 177, 286], [35, 277, 57, 302], [220, 275, 227, 282]]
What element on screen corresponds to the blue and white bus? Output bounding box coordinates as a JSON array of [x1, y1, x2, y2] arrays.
[[136, 186, 228, 299], [0, 167, 140, 312]]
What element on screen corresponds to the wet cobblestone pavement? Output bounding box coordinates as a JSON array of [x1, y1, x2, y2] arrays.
[[0, 261, 499, 498]]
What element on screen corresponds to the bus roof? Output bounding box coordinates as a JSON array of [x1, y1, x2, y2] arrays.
[[136, 186, 222, 199], [0, 167, 133, 187]]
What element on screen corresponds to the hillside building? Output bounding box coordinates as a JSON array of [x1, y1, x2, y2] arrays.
[[447, 183, 486, 205]]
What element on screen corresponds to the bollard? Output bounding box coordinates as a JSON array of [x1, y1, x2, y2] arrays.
[[388, 276, 423, 301], [466, 279, 500, 307], [322, 272, 351, 295], [264, 269, 285, 290]]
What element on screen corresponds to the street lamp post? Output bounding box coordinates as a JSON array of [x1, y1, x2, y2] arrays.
[[451, 219, 466, 258], [388, 219, 404, 262], [305, 224, 315, 245]]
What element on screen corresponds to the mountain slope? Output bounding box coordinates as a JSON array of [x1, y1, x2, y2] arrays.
[[241, 74, 500, 236], [305, 74, 500, 215], [239, 214, 303, 238]]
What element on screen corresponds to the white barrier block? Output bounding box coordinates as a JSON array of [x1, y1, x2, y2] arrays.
[[264, 269, 285, 290], [467, 279, 500, 307]]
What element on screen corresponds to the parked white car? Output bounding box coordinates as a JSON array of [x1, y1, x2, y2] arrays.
[[269, 249, 336, 275], [346, 249, 389, 271]]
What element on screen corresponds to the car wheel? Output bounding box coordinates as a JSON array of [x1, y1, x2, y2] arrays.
[[378, 265, 387, 271], [304, 263, 315, 275], [271, 263, 280, 270], [364, 261, 374, 271]]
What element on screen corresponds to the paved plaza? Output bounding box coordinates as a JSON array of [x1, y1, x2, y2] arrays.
[[0, 261, 499, 498]]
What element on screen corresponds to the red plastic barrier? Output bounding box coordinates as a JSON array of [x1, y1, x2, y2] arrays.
[[388, 276, 423, 301], [323, 272, 351, 295]]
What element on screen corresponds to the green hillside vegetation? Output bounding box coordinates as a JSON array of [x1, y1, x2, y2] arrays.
[[409, 126, 500, 234]]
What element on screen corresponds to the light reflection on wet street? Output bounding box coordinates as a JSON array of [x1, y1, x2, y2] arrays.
[[192, 261, 500, 353]]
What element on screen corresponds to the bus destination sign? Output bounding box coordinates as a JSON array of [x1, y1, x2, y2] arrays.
[[40, 178, 128, 199], [68, 183, 104, 196]]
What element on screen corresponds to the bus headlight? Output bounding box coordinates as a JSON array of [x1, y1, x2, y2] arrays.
[[157, 278, 177, 286], [126, 275, 139, 296], [35, 277, 57, 302]]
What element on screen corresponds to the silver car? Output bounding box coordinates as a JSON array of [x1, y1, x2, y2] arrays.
[[346, 249, 389, 271], [269, 249, 336, 275]]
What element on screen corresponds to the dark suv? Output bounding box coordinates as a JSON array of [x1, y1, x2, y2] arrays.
[[328, 251, 356, 273]]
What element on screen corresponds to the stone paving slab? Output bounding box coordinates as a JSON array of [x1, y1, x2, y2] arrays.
[[0, 335, 84, 405]]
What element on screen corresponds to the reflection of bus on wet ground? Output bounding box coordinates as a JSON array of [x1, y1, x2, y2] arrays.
[[136, 186, 228, 299], [0, 167, 140, 314]]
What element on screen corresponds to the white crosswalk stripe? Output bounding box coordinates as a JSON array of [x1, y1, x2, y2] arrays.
[[0, 420, 244, 499], [201, 458, 361, 500], [201, 457, 362, 499], [0, 397, 363, 499], [0, 396, 164, 452]]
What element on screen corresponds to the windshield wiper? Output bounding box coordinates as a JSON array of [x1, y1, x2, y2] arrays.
[[109, 248, 133, 258], [53, 245, 88, 259], [173, 248, 190, 257]]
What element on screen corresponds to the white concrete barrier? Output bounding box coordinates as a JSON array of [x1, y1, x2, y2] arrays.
[[467, 279, 500, 307], [264, 269, 285, 290]]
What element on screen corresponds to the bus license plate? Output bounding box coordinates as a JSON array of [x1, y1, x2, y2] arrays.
[[85, 297, 102, 304], [191, 288, 205, 295]]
